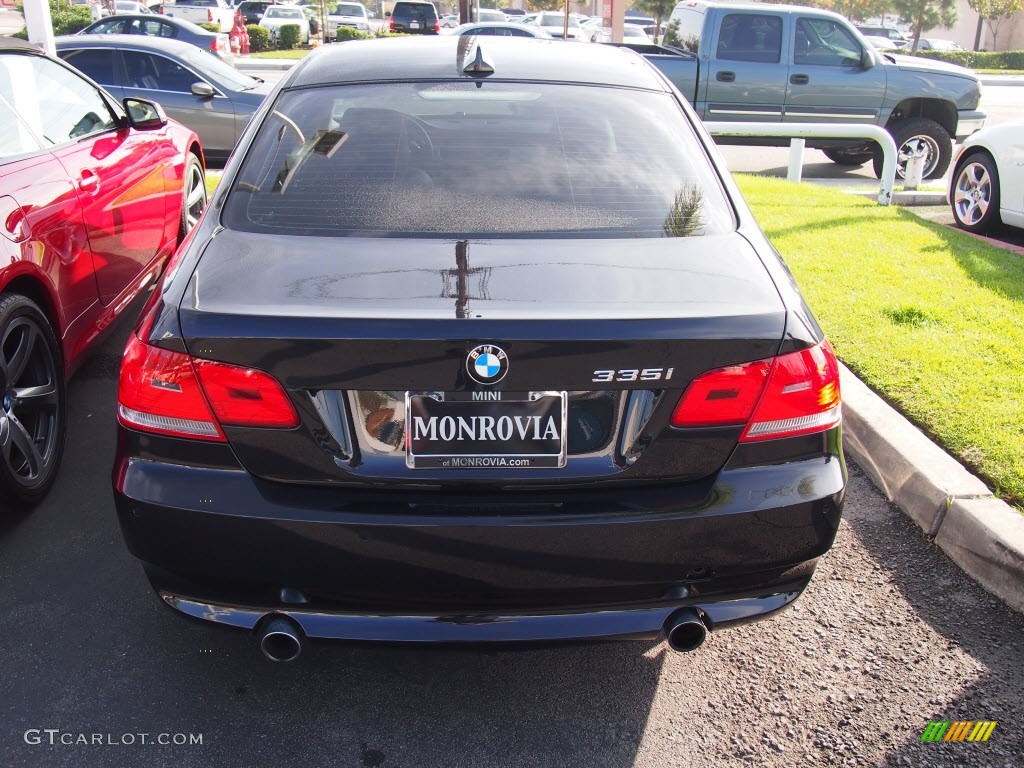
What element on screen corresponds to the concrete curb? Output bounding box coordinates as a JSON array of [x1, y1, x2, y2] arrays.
[[839, 363, 1024, 614], [236, 57, 297, 71], [847, 189, 946, 207]]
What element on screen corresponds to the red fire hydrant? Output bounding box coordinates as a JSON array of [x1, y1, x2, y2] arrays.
[[231, 11, 249, 55]]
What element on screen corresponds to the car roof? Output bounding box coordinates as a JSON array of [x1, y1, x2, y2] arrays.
[[288, 36, 670, 91], [0, 37, 45, 54], [55, 33, 203, 55]]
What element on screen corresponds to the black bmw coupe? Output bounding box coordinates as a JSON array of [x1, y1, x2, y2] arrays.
[[113, 37, 846, 661]]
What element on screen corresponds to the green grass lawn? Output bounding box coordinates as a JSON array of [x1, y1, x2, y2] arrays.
[[974, 69, 1024, 74], [736, 175, 1024, 504]]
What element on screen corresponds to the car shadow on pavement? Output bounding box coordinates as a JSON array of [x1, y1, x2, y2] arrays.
[[837, 463, 1023, 766]]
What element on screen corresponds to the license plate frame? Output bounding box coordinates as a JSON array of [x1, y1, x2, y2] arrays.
[[405, 391, 567, 470]]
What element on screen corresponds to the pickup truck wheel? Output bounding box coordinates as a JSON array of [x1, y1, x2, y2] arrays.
[[951, 152, 1002, 234], [873, 118, 952, 181], [0, 293, 66, 510], [823, 149, 873, 167]]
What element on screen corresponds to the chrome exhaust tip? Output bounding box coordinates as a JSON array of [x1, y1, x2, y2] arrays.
[[258, 614, 304, 662], [663, 608, 708, 653]]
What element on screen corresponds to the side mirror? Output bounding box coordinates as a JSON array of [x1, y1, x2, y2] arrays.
[[861, 47, 875, 69], [123, 98, 167, 130], [385, 11, 391, 17], [191, 81, 216, 98]]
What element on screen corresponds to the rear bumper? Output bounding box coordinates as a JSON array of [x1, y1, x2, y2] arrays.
[[158, 585, 809, 644], [113, 430, 845, 644]]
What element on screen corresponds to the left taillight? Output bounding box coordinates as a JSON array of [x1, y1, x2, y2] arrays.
[[117, 333, 299, 441]]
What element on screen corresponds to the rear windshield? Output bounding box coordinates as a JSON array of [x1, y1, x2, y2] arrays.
[[334, 3, 365, 15], [394, 3, 436, 21], [222, 81, 733, 239]]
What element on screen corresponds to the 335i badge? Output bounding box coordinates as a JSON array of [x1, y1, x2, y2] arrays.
[[112, 38, 846, 662]]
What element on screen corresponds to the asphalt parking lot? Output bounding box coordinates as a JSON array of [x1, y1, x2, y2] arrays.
[[2, 304, 1023, 768]]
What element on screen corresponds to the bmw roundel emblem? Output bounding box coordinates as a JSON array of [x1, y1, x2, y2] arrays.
[[466, 344, 509, 385]]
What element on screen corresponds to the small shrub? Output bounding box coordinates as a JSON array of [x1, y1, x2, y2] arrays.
[[246, 24, 270, 52], [335, 26, 369, 42], [279, 23, 302, 50], [16, 2, 92, 38], [913, 49, 1024, 70], [198, 22, 222, 33]]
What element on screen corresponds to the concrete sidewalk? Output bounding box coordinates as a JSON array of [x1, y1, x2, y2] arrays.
[[236, 56, 298, 71]]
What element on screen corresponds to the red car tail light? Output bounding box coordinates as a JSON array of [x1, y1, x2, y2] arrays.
[[389, 18, 395, 30], [670, 361, 770, 428], [118, 334, 299, 440], [671, 340, 841, 441], [208, 9, 215, 22], [193, 360, 299, 428], [741, 340, 841, 442], [434, 19, 440, 32], [118, 332, 225, 441]]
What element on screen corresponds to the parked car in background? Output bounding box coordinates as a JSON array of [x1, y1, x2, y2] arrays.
[[56, 35, 271, 163], [854, 24, 908, 47], [388, 0, 439, 34], [440, 13, 459, 28], [445, 21, 552, 38], [259, 5, 311, 44], [115, 1, 152, 12], [471, 8, 507, 23], [862, 35, 899, 51], [79, 14, 233, 64], [949, 122, 1024, 234], [160, 0, 235, 33], [0, 37, 205, 507], [238, 0, 279, 26], [530, 11, 587, 40], [111, 36, 847, 662], [327, 2, 371, 40], [917, 38, 962, 51], [593, 22, 650, 43]]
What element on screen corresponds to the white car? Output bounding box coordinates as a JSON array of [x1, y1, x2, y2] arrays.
[[327, 2, 371, 40], [440, 14, 459, 28], [949, 122, 1024, 234], [593, 23, 651, 44], [444, 22, 552, 38], [863, 35, 900, 51], [259, 6, 311, 45], [530, 11, 587, 41]]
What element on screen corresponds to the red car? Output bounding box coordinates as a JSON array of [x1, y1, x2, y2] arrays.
[[1, 38, 206, 507]]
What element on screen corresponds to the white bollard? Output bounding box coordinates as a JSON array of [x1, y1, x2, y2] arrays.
[[903, 145, 928, 191], [787, 138, 805, 183]]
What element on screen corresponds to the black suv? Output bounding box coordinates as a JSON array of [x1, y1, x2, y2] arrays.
[[239, 1, 278, 26], [389, 0, 439, 34]]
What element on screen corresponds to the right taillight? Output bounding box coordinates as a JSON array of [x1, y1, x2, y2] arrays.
[[389, 18, 395, 30], [740, 340, 840, 442], [118, 332, 299, 441], [670, 340, 841, 441]]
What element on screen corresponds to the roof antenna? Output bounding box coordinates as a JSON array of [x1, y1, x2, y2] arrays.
[[463, 45, 494, 78]]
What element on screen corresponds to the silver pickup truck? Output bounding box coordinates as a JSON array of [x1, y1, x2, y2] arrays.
[[633, 1, 985, 179]]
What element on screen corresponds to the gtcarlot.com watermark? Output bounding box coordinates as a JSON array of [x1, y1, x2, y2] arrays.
[[24, 729, 203, 747]]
